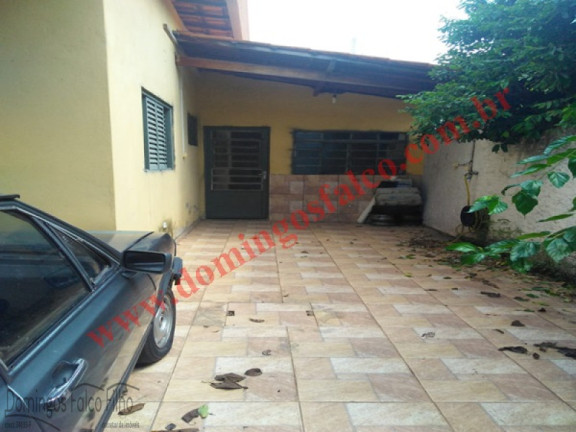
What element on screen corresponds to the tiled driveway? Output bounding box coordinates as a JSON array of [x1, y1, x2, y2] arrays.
[[105, 221, 576, 432]]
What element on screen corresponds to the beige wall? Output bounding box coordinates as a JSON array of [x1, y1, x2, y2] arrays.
[[197, 72, 419, 174], [0, 0, 115, 229], [103, 0, 202, 235], [423, 138, 575, 239]]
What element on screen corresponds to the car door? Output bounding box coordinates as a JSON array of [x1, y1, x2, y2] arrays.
[[0, 208, 156, 431]]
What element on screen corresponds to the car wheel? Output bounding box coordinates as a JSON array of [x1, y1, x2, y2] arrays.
[[137, 288, 176, 365]]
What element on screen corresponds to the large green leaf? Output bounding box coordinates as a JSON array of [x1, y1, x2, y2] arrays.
[[517, 231, 551, 240], [546, 149, 576, 165], [568, 157, 576, 178], [520, 180, 543, 197], [538, 213, 574, 222], [544, 135, 576, 155], [489, 200, 509, 215], [510, 241, 540, 261], [461, 253, 488, 265], [563, 227, 576, 245], [545, 238, 573, 262], [511, 164, 548, 178], [487, 239, 518, 253], [547, 171, 570, 188], [510, 258, 533, 273], [469, 195, 508, 214], [517, 154, 549, 165], [512, 190, 539, 215]]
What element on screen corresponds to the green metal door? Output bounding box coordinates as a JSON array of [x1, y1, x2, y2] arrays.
[[204, 127, 270, 219]]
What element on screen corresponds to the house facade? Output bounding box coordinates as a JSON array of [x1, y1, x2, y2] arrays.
[[1, 0, 432, 235]]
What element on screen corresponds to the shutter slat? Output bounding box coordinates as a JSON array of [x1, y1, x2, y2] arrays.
[[143, 92, 173, 170]]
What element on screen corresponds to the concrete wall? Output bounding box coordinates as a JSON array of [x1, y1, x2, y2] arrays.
[[424, 138, 575, 241], [103, 0, 202, 236], [0, 0, 115, 229]]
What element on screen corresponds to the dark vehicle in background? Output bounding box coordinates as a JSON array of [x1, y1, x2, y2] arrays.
[[0, 194, 182, 431]]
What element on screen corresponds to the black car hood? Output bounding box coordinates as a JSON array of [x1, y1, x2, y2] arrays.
[[89, 231, 153, 252]]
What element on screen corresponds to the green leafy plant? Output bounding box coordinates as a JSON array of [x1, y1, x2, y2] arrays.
[[398, 0, 576, 274], [448, 133, 576, 272], [400, 0, 576, 151]]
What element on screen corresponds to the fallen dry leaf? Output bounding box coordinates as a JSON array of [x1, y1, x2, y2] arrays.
[[118, 402, 145, 416], [210, 381, 247, 390], [511, 320, 525, 327], [214, 373, 245, 382], [498, 346, 528, 354]]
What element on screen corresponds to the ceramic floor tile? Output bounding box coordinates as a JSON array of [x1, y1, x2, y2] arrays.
[[437, 402, 503, 432], [124, 371, 170, 402], [300, 402, 354, 432], [149, 402, 197, 429], [542, 380, 576, 401], [180, 340, 248, 357], [404, 358, 457, 381], [291, 341, 355, 357], [163, 378, 246, 402], [490, 375, 559, 401], [346, 402, 449, 427], [298, 379, 378, 401], [172, 356, 216, 380], [103, 401, 159, 432], [422, 380, 508, 402], [369, 375, 431, 402], [293, 357, 336, 380], [330, 357, 410, 375], [482, 402, 576, 426], [394, 342, 464, 358], [163, 222, 576, 432], [442, 358, 526, 375], [202, 402, 302, 427]]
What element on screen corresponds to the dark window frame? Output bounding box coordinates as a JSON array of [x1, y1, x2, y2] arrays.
[[187, 114, 198, 146], [142, 89, 174, 171], [291, 130, 407, 175]]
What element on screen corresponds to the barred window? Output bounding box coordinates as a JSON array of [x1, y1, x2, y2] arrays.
[[142, 90, 174, 171], [291, 130, 407, 175]]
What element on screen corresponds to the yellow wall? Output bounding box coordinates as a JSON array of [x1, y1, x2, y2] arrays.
[[103, 0, 202, 235], [0, 0, 115, 229], [1, 0, 421, 231], [196, 72, 423, 176]]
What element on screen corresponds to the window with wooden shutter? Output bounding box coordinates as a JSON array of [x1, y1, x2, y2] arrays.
[[142, 90, 174, 171]]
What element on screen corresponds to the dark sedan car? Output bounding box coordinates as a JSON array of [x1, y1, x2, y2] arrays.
[[0, 194, 182, 431]]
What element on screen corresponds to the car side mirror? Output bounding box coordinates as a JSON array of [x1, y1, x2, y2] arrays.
[[121, 250, 172, 274]]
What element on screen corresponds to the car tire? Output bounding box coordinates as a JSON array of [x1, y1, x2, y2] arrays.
[[137, 287, 176, 365]]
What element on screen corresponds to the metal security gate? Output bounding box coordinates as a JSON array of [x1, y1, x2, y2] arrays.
[[204, 127, 270, 219]]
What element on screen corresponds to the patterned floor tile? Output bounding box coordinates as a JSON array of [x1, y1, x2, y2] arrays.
[[154, 222, 576, 432]]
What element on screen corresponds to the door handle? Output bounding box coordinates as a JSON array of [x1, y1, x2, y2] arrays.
[[260, 170, 267, 181], [43, 358, 88, 410]]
